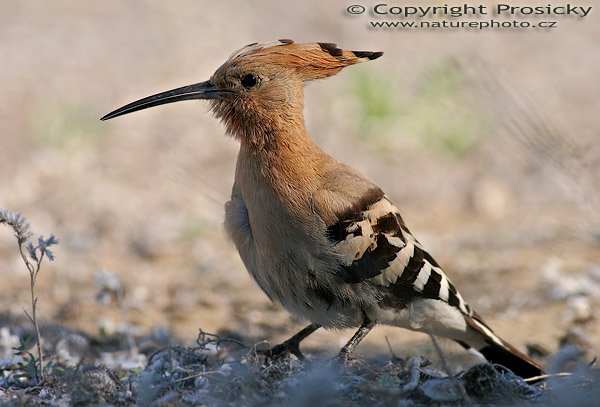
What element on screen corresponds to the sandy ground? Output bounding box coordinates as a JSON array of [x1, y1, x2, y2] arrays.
[[1, 0, 599, 372]]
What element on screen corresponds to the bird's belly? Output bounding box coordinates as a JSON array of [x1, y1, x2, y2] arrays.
[[279, 289, 364, 329], [224, 195, 364, 328]]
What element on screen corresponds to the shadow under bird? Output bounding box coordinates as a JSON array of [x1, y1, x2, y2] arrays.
[[102, 39, 543, 379]]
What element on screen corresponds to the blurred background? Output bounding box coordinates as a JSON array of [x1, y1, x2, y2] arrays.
[[1, 0, 598, 365]]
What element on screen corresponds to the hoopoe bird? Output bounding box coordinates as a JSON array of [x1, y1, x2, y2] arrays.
[[102, 40, 543, 379]]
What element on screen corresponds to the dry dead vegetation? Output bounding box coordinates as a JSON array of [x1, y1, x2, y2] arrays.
[[1, 1, 599, 405], [0, 292, 599, 406], [0, 318, 598, 405]]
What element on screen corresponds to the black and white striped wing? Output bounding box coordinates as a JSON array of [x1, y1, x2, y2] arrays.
[[326, 188, 544, 379], [327, 191, 473, 316]]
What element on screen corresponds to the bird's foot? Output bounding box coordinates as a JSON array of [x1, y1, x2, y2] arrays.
[[271, 339, 305, 359], [258, 339, 305, 360], [331, 318, 375, 367], [256, 323, 320, 361], [332, 350, 357, 366]]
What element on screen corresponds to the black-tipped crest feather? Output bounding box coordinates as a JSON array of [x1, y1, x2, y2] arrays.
[[318, 42, 343, 57], [353, 51, 384, 60]]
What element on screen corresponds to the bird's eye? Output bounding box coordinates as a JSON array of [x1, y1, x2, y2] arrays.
[[241, 73, 259, 89]]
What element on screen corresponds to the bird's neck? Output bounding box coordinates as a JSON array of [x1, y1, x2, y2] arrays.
[[237, 122, 331, 200]]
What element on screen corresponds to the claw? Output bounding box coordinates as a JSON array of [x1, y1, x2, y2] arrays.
[[333, 349, 355, 366], [258, 323, 320, 361], [272, 341, 305, 359]]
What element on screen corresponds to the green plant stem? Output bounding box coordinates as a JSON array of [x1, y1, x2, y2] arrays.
[[18, 244, 45, 383]]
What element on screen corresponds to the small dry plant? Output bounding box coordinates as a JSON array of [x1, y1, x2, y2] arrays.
[[0, 209, 58, 384]]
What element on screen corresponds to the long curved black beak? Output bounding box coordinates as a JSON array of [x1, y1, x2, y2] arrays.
[[101, 80, 222, 121]]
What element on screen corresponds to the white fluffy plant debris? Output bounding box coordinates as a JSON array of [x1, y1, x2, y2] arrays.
[[0, 209, 59, 385]]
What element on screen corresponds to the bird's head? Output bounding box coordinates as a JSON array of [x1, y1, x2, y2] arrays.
[[101, 40, 382, 144]]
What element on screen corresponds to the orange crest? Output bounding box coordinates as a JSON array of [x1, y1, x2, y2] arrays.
[[228, 39, 383, 81]]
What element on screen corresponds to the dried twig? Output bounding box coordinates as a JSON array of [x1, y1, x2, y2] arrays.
[[196, 328, 251, 350], [384, 336, 401, 362], [428, 334, 453, 376], [428, 333, 473, 405], [523, 372, 572, 383]]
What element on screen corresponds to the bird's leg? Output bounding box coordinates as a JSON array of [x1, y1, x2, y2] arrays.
[[270, 323, 321, 359], [336, 318, 376, 363]]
